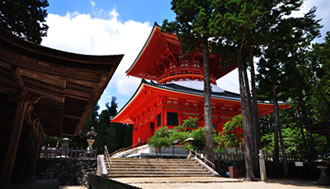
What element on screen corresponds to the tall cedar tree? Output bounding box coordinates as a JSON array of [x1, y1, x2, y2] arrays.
[[0, 0, 49, 44], [257, 8, 321, 177], [210, 0, 267, 179], [209, 0, 315, 180], [162, 0, 215, 164]]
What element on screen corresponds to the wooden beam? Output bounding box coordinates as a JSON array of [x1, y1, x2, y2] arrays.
[[11, 67, 24, 90], [1, 98, 28, 187], [18, 68, 66, 88], [23, 77, 65, 94], [26, 88, 64, 103], [64, 114, 81, 120], [0, 87, 18, 95], [66, 79, 97, 88], [65, 94, 89, 101], [0, 59, 11, 70], [64, 88, 91, 99]]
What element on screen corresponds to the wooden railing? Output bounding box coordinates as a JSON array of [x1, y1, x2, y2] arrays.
[[215, 152, 305, 162], [188, 149, 216, 170], [39, 146, 97, 159], [104, 145, 112, 170]]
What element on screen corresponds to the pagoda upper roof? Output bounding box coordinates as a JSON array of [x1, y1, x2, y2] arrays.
[[112, 79, 289, 124], [126, 24, 237, 81]]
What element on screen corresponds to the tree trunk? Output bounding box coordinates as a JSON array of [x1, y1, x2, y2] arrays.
[[278, 118, 288, 177], [300, 102, 317, 170], [249, 47, 260, 177], [203, 38, 214, 164], [238, 49, 255, 181], [273, 85, 288, 176], [296, 108, 309, 159], [272, 84, 280, 177], [242, 59, 258, 176]]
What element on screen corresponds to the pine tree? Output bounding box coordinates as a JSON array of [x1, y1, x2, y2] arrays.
[[0, 0, 49, 44]]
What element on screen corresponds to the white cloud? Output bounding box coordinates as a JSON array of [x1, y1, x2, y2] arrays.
[[42, 10, 152, 105], [90, 0, 96, 8]]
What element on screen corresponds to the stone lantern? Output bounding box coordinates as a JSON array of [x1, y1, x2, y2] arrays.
[[86, 127, 97, 150]]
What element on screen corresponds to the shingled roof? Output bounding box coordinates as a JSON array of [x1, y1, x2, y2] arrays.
[[145, 79, 241, 100]]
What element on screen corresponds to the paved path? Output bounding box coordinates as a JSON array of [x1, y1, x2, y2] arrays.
[[59, 177, 330, 189], [112, 177, 330, 189]]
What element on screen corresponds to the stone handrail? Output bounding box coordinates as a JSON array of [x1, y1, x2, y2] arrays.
[[111, 144, 149, 158], [110, 145, 134, 157], [104, 145, 112, 170], [188, 149, 216, 170], [97, 155, 108, 177]]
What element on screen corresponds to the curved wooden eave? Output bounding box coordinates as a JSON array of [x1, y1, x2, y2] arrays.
[[0, 29, 123, 137]]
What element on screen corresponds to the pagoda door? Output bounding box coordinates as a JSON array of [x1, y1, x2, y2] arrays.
[[149, 122, 155, 138]]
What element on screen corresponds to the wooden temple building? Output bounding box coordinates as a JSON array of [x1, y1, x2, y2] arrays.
[[112, 25, 289, 147], [0, 29, 123, 186]]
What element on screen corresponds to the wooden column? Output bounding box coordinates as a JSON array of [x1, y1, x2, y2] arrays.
[[31, 142, 41, 177], [1, 99, 28, 187]]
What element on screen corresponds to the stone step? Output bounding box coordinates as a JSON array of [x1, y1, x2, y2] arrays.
[[112, 158, 190, 160], [106, 158, 214, 177], [109, 168, 209, 173], [110, 162, 197, 166], [109, 162, 198, 166], [110, 165, 203, 169], [110, 159, 197, 163], [109, 173, 212, 177], [108, 163, 199, 166]]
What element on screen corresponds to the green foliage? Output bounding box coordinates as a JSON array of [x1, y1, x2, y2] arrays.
[[259, 107, 329, 158], [162, 0, 214, 53], [308, 32, 330, 122], [184, 127, 206, 152], [182, 117, 198, 129], [214, 115, 243, 152], [0, 0, 49, 44], [148, 117, 211, 153], [148, 126, 172, 149]]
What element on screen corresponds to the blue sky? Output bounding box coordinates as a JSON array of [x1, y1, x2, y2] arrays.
[[43, 0, 330, 112], [48, 0, 175, 24]]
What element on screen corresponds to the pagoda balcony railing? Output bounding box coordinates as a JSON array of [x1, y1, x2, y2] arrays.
[[158, 67, 216, 84]]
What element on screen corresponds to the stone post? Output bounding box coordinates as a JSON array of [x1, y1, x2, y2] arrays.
[[259, 150, 267, 181]]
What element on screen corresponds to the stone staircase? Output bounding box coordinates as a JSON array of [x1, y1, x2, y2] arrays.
[[106, 158, 214, 177]]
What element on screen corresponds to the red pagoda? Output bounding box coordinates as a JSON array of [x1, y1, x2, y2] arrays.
[[112, 25, 289, 147]]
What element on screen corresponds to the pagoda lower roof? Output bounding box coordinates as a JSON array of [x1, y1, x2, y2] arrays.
[[112, 79, 290, 124], [148, 80, 241, 100]]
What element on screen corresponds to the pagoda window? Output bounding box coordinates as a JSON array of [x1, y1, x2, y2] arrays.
[[157, 113, 161, 127], [167, 112, 178, 126]]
